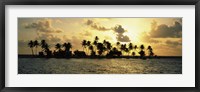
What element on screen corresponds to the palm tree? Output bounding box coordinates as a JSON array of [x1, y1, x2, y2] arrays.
[[82, 40, 87, 52], [66, 42, 72, 51], [93, 36, 99, 54], [93, 40, 98, 53], [40, 40, 50, 55], [147, 45, 154, 57], [134, 45, 138, 50], [87, 41, 91, 46], [139, 44, 145, 58], [28, 40, 34, 55], [147, 46, 152, 51], [41, 40, 47, 51], [44, 43, 51, 56], [128, 43, 133, 56], [44, 43, 50, 52], [63, 42, 72, 52], [140, 44, 145, 50], [116, 42, 121, 50], [33, 40, 39, 55], [102, 41, 112, 55], [93, 40, 97, 46], [106, 41, 112, 51], [55, 43, 62, 52], [124, 48, 129, 56], [95, 36, 99, 41], [89, 45, 94, 55], [134, 45, 138, 56], [86, 41, 91, 55], [89, 45, 94, 51], [103, 40, 107, 53], [120, 44, 124, 55], [97, 43, 105, 56], [120, 44, 127, 55], [63, 43, 68, 51], [132, 52, 136, 56], [103, 40, 107, 45], [112, 47, 118, 52], [116, 42, 120, 46]]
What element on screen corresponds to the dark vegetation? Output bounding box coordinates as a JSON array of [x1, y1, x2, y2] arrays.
[[27, 36, 156, 59]]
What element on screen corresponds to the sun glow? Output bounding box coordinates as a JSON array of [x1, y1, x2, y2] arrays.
[[123, 26, 142, 44], [18, 18, 182, 56]]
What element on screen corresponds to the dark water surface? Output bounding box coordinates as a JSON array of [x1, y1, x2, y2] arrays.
[[18, 58, 182, 74]]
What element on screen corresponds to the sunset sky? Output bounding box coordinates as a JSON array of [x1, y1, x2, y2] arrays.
[[18, 18, 182, 56]]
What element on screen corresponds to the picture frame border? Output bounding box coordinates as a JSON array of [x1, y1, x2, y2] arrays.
[[0, 0, 199, 91]]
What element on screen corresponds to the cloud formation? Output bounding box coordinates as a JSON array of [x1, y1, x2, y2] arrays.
[[140, 32, 160, 44], [80, 30, 92, 37], [24, 19, 63, 33], [165, 40, 182, 47], [85, 20, 131, 42], [113, 25, 130, 42], [116, 34, 130, 42], [149, 21, 182, 38], [36, 33, 62, 46], [85, 20, 110, 31]]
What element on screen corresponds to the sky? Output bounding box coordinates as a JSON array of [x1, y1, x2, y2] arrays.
[[18, 18, 182, 56]]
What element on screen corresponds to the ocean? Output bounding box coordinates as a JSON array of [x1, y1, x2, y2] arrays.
[[18, 58, 182, 74]]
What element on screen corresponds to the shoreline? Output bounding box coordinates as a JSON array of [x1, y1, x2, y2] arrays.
[[18, 55, 182, 59]]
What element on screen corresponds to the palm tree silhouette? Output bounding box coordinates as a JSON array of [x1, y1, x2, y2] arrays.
[[28, 40, 34, 55], [95, 36, 99, 41], [97, 43, 105, 56], [147, 46, 152, 51], [28, 36, 157, 59], [63, 43, 68, 51], [43, 43, 51, 57], [63, 42, 72, 52], [139, 44, 145, 58], [106, 41, 112, 53], [103, 40, 107, 45], [82, 40, 87, 52], [93, 40, 97, 53], [33, 40, 39, 55], [120, 44, 124, 55], [89, 45, 94, 55], [134, 45, 138, 51], [87, 41, 91, 46], [55, 43, 62, 52], [116, 42, 121, 50], [147, 45, 154, 57], [40, 40, 51, 55], [66, 42, 72, 51], [132, 52, 136, 56], [86, 41, 91, 55], [102, 40, 111, 54], [134, 45, 138, 56], [41, 40, 47, 52], [89, 45, 94, 51], [44, 43, 50, 52], [140, 44, 145, 50], [124, 48, 129, 56], [120, 44, 127, 55], [128, 43, 133, 56]]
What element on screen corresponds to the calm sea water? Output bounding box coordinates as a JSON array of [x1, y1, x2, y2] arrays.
[[18, 58, 182, 74]]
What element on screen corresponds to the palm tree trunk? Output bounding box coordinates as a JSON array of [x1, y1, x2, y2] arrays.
[[31, 48, 34, 55], [86, 48, 89, 55], [94, 47, 97, 55], [35, 47, 37, 55]]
